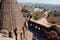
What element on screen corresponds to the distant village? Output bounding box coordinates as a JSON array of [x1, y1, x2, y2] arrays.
[[21, 5, 60, 24]]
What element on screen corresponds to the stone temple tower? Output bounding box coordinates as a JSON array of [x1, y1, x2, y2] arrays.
[[0, 0, 33, 40], [1, 0, 25, 32]]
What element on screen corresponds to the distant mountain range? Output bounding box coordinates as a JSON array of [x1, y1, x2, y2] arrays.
[[19, 3, 60, 12]]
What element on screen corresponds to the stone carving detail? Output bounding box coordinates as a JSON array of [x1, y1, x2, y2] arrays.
[[0, 29, 9, 37]]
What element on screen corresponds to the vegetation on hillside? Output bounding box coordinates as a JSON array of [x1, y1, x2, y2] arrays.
[[33, 12, 45, 20], [47, 16, 60, 24]]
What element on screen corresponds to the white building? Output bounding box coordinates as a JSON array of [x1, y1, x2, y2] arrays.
[[34, 8, 44, 12]]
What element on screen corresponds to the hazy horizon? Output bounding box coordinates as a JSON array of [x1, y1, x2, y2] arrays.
[[17, 0, 60, 5]]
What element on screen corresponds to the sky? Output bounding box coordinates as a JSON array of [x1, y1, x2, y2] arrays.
[[17, 0, 60, 5]]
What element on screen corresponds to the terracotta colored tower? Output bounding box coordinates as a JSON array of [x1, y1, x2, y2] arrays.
[[1, 0, 25, 32]]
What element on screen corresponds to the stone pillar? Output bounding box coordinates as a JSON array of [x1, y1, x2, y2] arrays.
[[24, 20, 29, 40], [23, 27, 27, 40], [25, 21, 28, 29], [11, 31, 16, 40], [16, 28, 23, 40]]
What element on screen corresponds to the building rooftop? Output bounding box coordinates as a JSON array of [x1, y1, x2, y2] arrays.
[[30, 17, 52, 28]]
